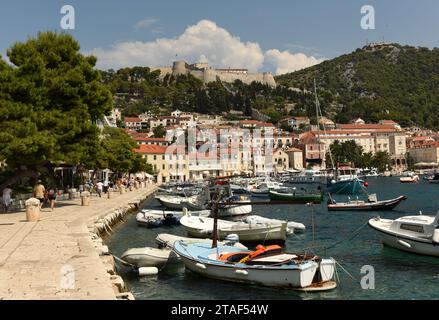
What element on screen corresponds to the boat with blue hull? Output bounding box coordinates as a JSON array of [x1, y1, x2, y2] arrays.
[[326, 167, 365, 195], [326, 178, 365, 195], [173, 241, 336, 289]]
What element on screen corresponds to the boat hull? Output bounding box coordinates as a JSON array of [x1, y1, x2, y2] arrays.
[[184, 225, 287, 242], [177, 251, 318, 288], [326, 179, 364, 195], [121, 247, 180, 268], [269, 191, 323, 203], [157, 198, 185, 210], [219, 204, 252, 217], [328, 196, 407, 211]]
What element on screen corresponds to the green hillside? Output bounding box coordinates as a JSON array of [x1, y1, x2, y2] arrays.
[[276, 43, 439, 129]]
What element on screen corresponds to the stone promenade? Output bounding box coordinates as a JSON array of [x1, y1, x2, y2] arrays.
[[0, 185, 157, 300]]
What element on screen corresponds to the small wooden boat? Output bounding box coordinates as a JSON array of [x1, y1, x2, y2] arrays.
[[327, 194, 407, 211], [173, 242, 336, 289], [268, 189, 324, 203]]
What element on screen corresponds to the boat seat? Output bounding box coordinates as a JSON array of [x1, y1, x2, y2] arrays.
[[248, 254, 298, 264]]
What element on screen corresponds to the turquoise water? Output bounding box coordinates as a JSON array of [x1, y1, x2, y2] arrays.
[[106, 177, 439, 300]]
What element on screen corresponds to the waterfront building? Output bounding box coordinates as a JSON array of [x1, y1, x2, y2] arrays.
[[134, 144, 189, 183], [407, 141, 439, 168], [299, 123, 407, 170], [285, 147, 305, 170]]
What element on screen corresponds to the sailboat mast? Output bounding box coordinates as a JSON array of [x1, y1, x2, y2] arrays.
[[212, 187, 219, 249], [314, 79, 322, 168]]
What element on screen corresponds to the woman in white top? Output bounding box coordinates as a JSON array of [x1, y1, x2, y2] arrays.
[[2, 185, 12, 213]]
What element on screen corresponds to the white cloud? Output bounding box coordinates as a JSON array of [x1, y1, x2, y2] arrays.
[[134, 17, 158, 30], [91, 19, 323, 74], [265, 49, 324, 75]]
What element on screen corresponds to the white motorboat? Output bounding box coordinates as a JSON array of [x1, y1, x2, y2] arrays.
[[121, 247, 180, 268], [242, 215, 306, 234], [173, 241, 336, 289], [155, 233, 248, 249], [179, 215, 288, 242], [182, 195, 253, 217], [400, 174, 419, 183], [368, 211, 439, 257], [136, 209, 210, 227], [250, 181, 283, 197], [155, 195, 190, 210]]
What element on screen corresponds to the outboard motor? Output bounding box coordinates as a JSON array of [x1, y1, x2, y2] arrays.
[[225, 234, 240, 246]]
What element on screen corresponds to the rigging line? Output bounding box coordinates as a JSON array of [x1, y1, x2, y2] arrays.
[[335, 259, 357, 281]]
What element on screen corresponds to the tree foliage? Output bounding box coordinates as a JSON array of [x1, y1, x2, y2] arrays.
[[100, 127, 152, 175], [276, 44, 439, 129], [0, 32, 112, 175], [326, 140, 392, 172]]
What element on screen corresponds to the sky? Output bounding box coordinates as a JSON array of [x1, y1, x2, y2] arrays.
[[0, 0, 438, 74]]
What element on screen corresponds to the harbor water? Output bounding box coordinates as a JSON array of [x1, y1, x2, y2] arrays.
[[107, 177, 439, 300]]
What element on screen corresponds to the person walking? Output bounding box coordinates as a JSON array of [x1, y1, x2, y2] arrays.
[[33, 181, 46, 208], [46, 186, 58, 211], [103, 180, 109, 194], [2, 185, 12, 213], [96, 181, 104, 198]]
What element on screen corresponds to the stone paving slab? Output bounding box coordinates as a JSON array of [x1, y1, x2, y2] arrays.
[[0, 185, 157, 300]]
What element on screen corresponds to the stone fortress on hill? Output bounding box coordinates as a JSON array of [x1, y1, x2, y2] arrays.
[[152, 60, 277, 88]]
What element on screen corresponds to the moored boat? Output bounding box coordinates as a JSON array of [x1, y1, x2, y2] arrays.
[[368, 211, 439, 257], [179, 215, 288, 242], [173, 241, 336, 289], [121, 247, 180, 268], [400, 175, 419, 183], [155, 233, 248, 249], [268, 189, 324, 203], [327, 194, 407, 211]]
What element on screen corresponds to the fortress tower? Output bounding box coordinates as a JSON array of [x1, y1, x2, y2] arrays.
[[263, 72, 276, 88], [172, 61, 188, 77]]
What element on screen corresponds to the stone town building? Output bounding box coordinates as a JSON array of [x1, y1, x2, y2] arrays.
[[285, 147, 304, 170], [407, 142, 439, 167], [299, 123, 407, 170]]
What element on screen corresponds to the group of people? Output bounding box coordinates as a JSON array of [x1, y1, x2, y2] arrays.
[[1, 176, 149, 214]]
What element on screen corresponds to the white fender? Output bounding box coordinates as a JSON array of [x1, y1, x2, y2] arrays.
[[195, 263, 207, 270], [397, 239, 412, 248], [432, 229, 439, 244], [235, 270, 248, 276], [138, 267, 159, 276]]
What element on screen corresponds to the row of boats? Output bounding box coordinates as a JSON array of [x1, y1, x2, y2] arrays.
[[119, 173, 439, 293], [121, 180, 338, 291]]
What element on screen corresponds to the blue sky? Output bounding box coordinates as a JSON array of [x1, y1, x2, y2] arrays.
[[0, 0, 438, 73]]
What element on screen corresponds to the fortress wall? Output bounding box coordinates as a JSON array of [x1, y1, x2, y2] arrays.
[[151, 61, 276, 87]]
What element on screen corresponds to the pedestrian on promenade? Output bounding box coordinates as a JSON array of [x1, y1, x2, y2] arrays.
[[2, 185, 12, 213], [46, 186, 57, 211], [33, 181, 46, 208], [103, 180, 109, 194], [96, 181, 104, 198]]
